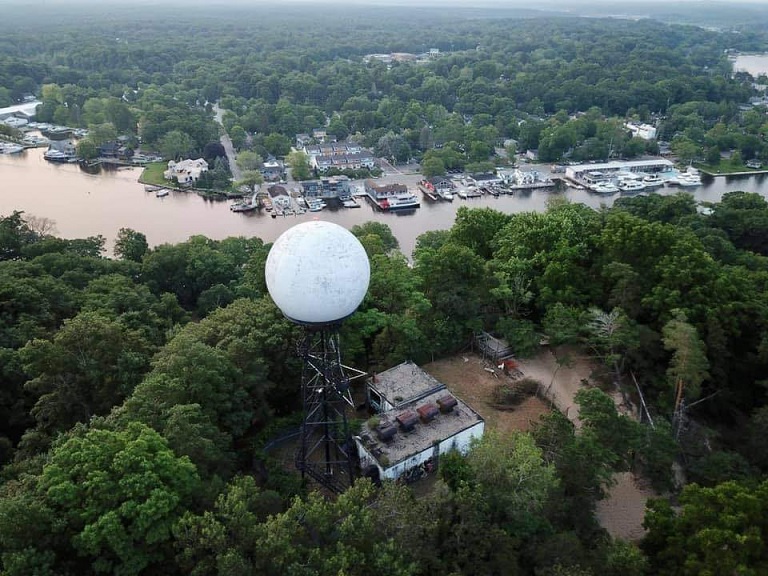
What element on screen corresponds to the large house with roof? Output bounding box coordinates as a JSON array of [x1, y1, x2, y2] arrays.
[[163, 158, 209, 186]]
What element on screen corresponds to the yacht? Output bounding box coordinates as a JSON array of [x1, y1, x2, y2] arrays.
[[307, 198, 326, 212], [618, 180, 646, 194], [642, 174, 664, 187], [155, 189, 170, 198], [0, 143, 24, 154], [590, 181, 619, 194], [677, 173, 701, 187], [43, 149, 76, 163], [378, 193, 420, 211]]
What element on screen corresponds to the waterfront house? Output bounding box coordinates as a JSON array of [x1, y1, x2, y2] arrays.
[[260, 156, 285, 182], [163, 158, 209, 186], [422, 176, 454, 192], [302, 176, 352, 199], [365, 180, 407, 200], [267, 184, 291, 209], [355, 360, 484, 483], [469, 172, 502, 186]]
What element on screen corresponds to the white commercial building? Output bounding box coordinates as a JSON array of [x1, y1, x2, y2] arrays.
[[565, 159, 675, 183]]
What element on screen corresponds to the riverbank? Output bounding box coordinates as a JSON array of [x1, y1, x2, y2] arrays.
[[3, 146, 768, 258]]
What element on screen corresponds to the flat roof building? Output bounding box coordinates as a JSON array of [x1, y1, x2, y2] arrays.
[[356, 361, 485, 483], [565, 159, 674, 182]]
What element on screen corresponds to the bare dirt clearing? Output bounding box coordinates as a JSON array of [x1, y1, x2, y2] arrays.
[[425, 349, 657, 542], [423, 354, 551, 434]]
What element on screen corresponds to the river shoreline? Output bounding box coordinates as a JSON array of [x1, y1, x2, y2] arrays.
[[2, 147, 768, 257]]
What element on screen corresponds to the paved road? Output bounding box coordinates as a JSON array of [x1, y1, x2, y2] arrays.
[[212, 103, 242, 182]]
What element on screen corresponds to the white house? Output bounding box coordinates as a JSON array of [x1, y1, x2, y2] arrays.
[[625, 122, 657, 140], [356, 361, 485, 483], [163, 158, 208, 185]]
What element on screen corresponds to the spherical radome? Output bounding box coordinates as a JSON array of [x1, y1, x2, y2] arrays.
[[265, 221, 371, 325]]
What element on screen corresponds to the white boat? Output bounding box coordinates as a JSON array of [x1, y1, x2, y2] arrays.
[[677, 174, 701, 187], [439, 190, 454, 201], [379, 193, 420, 210], [43, 149, 70, 162], [590, 181, 619, 194], [618, 180, 646, 194], [307, 198, 326, 212], [1, 144, 24, 154], [156, 189, 169, 198], [458, 190, 468, 199], [642, 174, 664, 187]]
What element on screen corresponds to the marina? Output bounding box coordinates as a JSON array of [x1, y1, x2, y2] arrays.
[[1, 147, 767, 257]]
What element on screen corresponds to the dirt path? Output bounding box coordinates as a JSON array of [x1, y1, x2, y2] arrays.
[[595, 472, 657, 541], [516, 348, 594, 426]]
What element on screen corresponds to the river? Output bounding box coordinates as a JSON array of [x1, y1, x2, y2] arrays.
[[732, 53, 768, 77], [1, 147, 767, 257]]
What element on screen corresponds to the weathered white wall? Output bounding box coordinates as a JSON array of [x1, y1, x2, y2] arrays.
[[355, 421, 485, 481]]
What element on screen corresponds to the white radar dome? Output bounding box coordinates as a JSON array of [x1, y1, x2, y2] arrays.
[[265, 221, 371, 325]]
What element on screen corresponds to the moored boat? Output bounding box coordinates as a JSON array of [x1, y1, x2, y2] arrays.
[[590, 181, 619, 194], [618, 180, 645, 194], [642, 174, 664, 187]]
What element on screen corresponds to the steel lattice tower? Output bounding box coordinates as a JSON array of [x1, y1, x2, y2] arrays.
[[295, 327, 365, 493]]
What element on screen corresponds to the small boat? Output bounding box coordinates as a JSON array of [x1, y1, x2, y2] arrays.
[[144, 184, 163, 192], [155, 189, 169, 198], [458, 190, 467, 199]]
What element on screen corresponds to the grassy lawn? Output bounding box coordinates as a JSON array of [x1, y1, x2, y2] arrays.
[[140, 162, 168, 186], [695, 160, 763, 175]]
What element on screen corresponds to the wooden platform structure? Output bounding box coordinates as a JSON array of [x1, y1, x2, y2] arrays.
[[475, 331, 514, 362]]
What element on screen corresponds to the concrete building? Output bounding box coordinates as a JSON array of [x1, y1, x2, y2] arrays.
[[355, 361, 485, 483]]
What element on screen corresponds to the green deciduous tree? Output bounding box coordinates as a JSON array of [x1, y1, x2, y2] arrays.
[[287, 150, 311, 180], [643, 480, 768, 576], [113, 227, 148, 262], [235, 150, 263, 172], [159, 130, 194, 160], [19, 311, 152, 445]]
